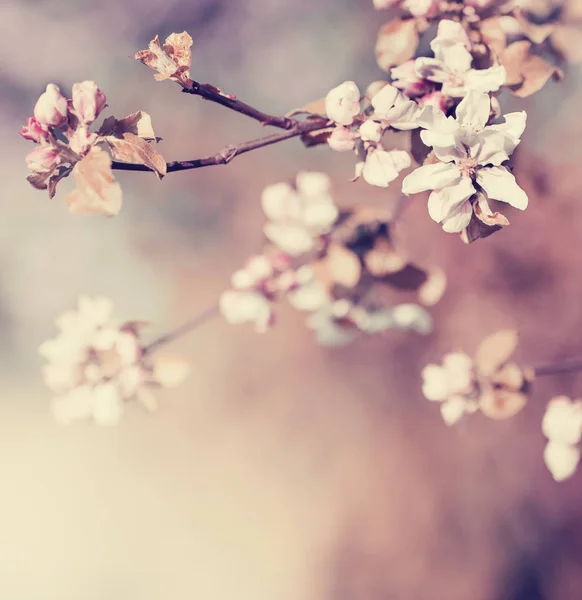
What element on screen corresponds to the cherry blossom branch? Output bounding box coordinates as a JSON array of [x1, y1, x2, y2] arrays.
[[533, 359, 582, 377], [110, 116, 330, 174], [142, 304, 219, 355], [183, 81, 295, 129]]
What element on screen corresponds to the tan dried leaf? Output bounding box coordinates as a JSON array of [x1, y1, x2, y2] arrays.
[[66, 146, 123, 216], [48, 166, 73, 199], [326, 243, 362, 288], [375, 19, 419, 71], [99, 111, 158, 141], [501, 40, 530, 85], [514, 9, 556, 44], [475, 329, 518, 377], [479, 17, 507, 59], [286, 98, 327, 117], [474, 193, 510, 228], [364, 238, 406, 276], [105, 132, 167, 178], [26, 170, 52, 191], [135, 32, 192, 82], [152, 355, 191, 388], [551, 25, 582, 64]]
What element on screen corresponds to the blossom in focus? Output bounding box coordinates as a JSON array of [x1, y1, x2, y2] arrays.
[[26, 146, 61, 173], [325, 81, 361, 126], [402, 91, 528, 233], [20, 117, 47, 143], [542, 396, 582, 481], [415, 20, 506, 97], [421, 353, 478, 425], [369, 83, 422, 130], [391, 61, 434, 98], [40, 296, 185, 425], [72, 81, 107, 124], [34, 84, 68, 128], [328, 126, 357, 151], [358, 147, 411, 188], [261, 171, 339, 256]]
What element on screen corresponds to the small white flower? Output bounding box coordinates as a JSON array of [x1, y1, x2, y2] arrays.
[[287, 266, 329, 312], [261, 172, 338, 256], [325, 81, 361, 126], [544, 441, 580, 482], [402, 91, 528, 232], [415, 20, 506, 97], [359, 119, 384, 143], [219, 289, 273, 332], [328, 126, 357, 152]]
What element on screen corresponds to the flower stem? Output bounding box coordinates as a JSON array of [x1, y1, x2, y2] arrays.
[[533, 359, 582, 377]]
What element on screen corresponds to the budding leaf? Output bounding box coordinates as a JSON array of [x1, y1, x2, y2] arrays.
[[105, 132, 167, 178], [66, 146, 123, 216]]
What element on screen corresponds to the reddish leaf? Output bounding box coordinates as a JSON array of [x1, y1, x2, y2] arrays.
[[99, 111, 158, 141], [105, 132, 167, 178]]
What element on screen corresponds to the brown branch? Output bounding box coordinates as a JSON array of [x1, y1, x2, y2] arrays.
[[183, 81, 295, 129], [111, 117, 330, 174], [142, 304, 220, 355], [533, 359, 582, 377]]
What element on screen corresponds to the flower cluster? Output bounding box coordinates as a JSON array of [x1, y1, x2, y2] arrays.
[[325, 81, 416, 187], [220, 173, 445, 345], [22, 82, 165, 215], [39, 296, 190, 425], [542, 396, 582, 481], [421, 330, 530, 425]]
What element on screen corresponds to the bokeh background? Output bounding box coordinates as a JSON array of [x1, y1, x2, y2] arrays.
[[2, 0, 582, 598]]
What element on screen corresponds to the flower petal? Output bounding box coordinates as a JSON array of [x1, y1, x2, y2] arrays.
[[440, 44, 472, 75], [469, 130, 510, 166], [456, 91, 491, 132], [415, 58, 451, 84], [363, 148, 411, 187], [402, 162, 461, 195], [465, 65, 507, 93], [441, 200, 473, 233], [476, 166, 528, 210], [427, 177, 475, 223], [370, 83, 399, 116], [544, 441, 580, 482]]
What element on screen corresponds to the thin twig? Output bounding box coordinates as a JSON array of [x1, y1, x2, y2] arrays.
[[111, 117, 330, 174], [183, 81, 294, 129], [533, 359, 582, 377], [142, 304, 220, 355]]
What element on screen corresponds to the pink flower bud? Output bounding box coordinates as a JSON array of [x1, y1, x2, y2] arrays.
[[25, 146, 61, 173], [34, 84, 68, 128], [419, 91, 448, 114], [72, 81, 107, 124], [390, 61, 433, 98], [68, 126, 98, 155], [20, 117, 48, 143], [328, 126, 356, 152]]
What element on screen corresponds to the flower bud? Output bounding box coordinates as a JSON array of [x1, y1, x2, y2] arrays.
[[72, 81, 107, 124], [390, 61, 433, 97], [325, 81, 361, 126], [34, 84, 68, 127], [26, 146, 61, 173], [359, 119, 384, 143], [20, 117, 48, 143], [328, 126, 356, 152], [68, 126, 98, 155]]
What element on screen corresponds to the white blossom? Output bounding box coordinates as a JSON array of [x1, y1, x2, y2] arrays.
[[542, 396, 582, 481], [261, 171, 338, 256], [370, 84, 422, 130], [328, 126, 356, 152], [360, 148, 411, 188], [219, 289, 273, 332], [421, 353, 477, 425], [325, 81, 361, 126], [415, 20, 506, 97], [402, 91, 528, 232]]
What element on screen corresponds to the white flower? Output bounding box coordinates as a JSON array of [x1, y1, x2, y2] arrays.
[[261, 171, 338, 256], [415, 20, 506, 97], [402, 91, 528, 232], [542, 396, 582, 481], [328, 126, 356, 152], [40, 296, 153, 425], [219, 289, 273, 332], [231, 255, 273, 289], [361, 148, 411, 188], [421, 352, 477, 425], [359, 119, 384, 143], [370, 84, 422, 130], [325, 81, 361, 126], [287, 266, 329, 311]]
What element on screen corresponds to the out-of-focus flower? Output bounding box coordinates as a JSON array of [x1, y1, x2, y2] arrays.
[[328, 126, 357, 151], [374, 0, 437, 16], [72, 81, 107, 124], [25, 146, 61, 173], [219, 289, 274, 332], [40, 296, 185, 425], [20, 117, 47, 143], [325, 81, 361, 126], [262, 171, 338, 256], [421, 353, 478, 425], [542, 396, 582, 481], [34, 84, 68, 128], [391, 61, 434, 97], [402, 91, 527, 232], [415, 20, 506, 97]]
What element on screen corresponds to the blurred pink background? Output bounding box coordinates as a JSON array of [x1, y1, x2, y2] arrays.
[[2, 1, 582, 598]]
